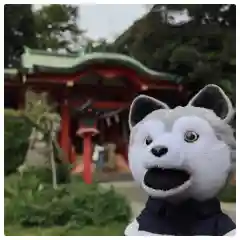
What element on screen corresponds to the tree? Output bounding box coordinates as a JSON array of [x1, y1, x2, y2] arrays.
[[4, 4, 36, 67], [4, 4, 84, 67], [113, 4, 236, 104], [83, 38, 113, 53], [22, 90, 64, 189], [34, 4, 84, 52], [149, 4, 235, 27]]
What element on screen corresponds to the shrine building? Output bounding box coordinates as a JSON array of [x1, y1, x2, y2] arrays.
[[4, 47, 186, 183]]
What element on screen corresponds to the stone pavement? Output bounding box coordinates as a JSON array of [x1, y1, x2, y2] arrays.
[[100, 181, 236, 223]]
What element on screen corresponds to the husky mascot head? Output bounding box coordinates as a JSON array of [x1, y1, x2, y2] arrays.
[[128, 84, 235, 201]]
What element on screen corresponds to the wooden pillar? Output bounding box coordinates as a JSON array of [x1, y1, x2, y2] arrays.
[[60, 100, 70, 161], [83, 133, 92, 184], [18, 87, 25, 109]]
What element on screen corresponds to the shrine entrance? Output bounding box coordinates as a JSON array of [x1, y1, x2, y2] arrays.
[[4, 48, 186, 184], [69, 101, 130, 183]]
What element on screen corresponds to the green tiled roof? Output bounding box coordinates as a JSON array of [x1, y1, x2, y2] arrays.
[[5, 47, 182, 83], [4, 69, 18, 79], [4, 69, 18, 75]]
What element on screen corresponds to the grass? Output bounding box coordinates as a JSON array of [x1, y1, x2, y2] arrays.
[[4, 222, 126, 236]]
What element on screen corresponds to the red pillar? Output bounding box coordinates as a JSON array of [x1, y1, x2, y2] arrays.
[[83, 133, 92, 184], [69, 145, 76, 164], [60, 100, 70, 161]]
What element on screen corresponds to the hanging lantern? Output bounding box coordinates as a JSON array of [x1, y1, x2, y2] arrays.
[[22, 74, 27, 83], [106, 117, 111, 127], [114, 114, 120, 123]]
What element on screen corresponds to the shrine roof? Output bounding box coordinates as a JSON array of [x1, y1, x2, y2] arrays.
[[4, 68, 18, 76], [4, 69, 18, 80], [18, 47, 182, 83]]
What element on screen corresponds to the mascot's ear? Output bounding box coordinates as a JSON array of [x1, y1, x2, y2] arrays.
[[188, 84, 234, 122], [128, 95, 169, 128]]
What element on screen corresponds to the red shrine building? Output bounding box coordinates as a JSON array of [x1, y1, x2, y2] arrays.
[[4, 47, 186, 183]]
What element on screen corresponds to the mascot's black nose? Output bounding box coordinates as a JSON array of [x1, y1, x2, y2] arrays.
[[151, 146, 168, 157]]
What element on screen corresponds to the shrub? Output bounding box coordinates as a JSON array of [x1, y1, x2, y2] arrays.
[[4, 172, 131, 228], [5, 223, 126, 236], [218, 184, 236, 203], [21, 164, 71, 185], [4, 109, 32, 175]]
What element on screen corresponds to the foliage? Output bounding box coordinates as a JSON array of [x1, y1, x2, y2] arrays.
[[19, 166, 71, 185], [4, 4, 83, 67], [4, 4, 36, 67], [218, 184, 236, 203], [34, 4, 84, 52], [113, 4, 236, 105], [4, 173, 131, 229], [4, 109, 32, 175], [84, 38, 113, 53], [23, 89, 65, 189], [24, 90, 54, 123], [4, 223, 126, 236]]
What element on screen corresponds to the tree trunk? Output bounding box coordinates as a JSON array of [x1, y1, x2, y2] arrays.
[[49, 133, 58, 189]]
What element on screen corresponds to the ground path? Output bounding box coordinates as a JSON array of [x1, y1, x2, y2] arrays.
[[100, 181, 236, 223]]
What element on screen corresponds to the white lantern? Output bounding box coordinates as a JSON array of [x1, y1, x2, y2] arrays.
[[114, 114, 120, 123], [106, 117, 111, 127]]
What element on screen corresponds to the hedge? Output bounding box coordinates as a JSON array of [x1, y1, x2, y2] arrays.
[[218, 184, 236, 203], [4, 172, 132, 229], [4, 109, 32, 175]]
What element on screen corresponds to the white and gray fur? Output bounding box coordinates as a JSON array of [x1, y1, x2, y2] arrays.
[[128, 84, 235, 201]]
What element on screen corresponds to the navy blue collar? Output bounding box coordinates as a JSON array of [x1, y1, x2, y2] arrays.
[[146, 197, 222, 219], [136, 197, 235, 235]]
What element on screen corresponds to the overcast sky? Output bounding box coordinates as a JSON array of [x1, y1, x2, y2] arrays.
[[34, 4, 147, 42], [34, 4, 188, 43], [79, 5, 147, 41]]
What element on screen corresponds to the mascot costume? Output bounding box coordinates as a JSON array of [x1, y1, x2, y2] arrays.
[[125, 84, 236, 236]]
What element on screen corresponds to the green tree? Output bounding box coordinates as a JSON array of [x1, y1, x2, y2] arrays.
[[113, 4, 236, 104], [4, 4, 36, 67], [83, 38, 112, 53], [4, 4, 84, 67], [34, 4, 84, 52]]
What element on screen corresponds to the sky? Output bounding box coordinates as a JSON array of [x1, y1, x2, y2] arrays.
[[34, 4, 147, 42], [79, 5, 189, 41], [79, 5, 147, 41], [33, 4, 188, 43]]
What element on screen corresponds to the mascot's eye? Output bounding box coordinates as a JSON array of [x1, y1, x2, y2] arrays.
[[145, 136, 153, 145], [184, 131, 199, 143]]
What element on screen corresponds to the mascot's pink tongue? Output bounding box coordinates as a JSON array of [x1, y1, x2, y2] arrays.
[[144, 168, 190, 191]]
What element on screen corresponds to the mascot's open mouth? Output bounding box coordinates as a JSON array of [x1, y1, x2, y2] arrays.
[[143, 167, 191, 191]]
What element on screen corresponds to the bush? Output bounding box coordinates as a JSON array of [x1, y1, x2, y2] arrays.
[[5, 223, 126, 236], [218, 184, 236, 203], [4, 172, 131, 229], [21, 164, 71, 185], [4, 109, 32, 175]]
